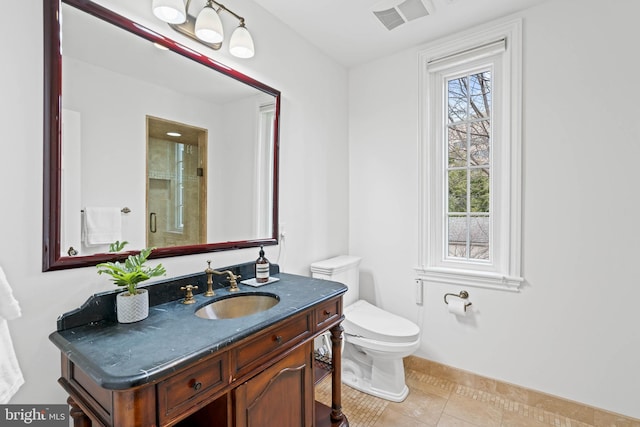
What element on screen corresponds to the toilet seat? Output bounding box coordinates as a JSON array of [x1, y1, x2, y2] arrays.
[[343, 300, 420, 344]]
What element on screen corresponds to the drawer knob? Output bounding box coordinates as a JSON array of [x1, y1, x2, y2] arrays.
[[274, 335, 283, 344], [193, 381, 202, 391], [323, 309, 332, 316]]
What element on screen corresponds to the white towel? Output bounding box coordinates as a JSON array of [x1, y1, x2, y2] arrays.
[[83, 206, 122, 246], [0, 266, 24, 404]]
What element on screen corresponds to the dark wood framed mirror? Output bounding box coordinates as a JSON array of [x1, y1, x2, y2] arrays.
[[43, 0, 280, 271]]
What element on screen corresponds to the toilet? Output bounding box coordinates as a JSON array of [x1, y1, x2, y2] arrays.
[[310, 255, 420, 402]]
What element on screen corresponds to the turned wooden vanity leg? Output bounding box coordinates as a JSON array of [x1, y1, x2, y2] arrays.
[[329, 324, 345, 423], [68, 396, 92, 427]]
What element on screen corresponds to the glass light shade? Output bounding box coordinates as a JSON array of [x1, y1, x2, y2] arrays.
[[152, 0, 186, 24], [229, 25, 255, 58], [195, 6, 224, 44]]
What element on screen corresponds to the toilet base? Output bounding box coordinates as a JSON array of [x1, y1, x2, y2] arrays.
[[341, 342, 413, 403], [342, 370, 409, 402]]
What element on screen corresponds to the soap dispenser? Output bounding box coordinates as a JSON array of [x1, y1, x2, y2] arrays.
[[255, 246, 270, 283]]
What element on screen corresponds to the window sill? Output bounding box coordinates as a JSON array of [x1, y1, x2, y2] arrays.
[[415, 267, 523, 292]]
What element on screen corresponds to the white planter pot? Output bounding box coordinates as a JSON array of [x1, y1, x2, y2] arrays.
[[116, 289, 149, 323]]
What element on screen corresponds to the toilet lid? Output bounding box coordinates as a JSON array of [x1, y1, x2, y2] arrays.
[[343, 300, 420, 344]]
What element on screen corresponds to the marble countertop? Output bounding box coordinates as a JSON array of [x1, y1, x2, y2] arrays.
[[49, 272, 346, 390]]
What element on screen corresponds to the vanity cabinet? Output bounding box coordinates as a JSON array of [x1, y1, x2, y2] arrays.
[[55, 293, 348, 427]]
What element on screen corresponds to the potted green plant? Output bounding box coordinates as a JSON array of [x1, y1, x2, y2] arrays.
[[97, 242, 166, 323]]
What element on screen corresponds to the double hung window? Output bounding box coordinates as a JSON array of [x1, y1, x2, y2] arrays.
[[417, 20, 523, 290]]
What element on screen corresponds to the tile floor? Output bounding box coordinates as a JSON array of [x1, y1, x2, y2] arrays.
[[316, 366, 640, 427]]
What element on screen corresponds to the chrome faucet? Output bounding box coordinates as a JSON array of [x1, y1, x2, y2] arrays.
[[212, 269, 241, 292]]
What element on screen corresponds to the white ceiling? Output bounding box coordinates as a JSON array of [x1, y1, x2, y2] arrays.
[[252, 0, 550, 67]]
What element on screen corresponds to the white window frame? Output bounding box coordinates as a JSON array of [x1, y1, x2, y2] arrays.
[[416, 18, 523, 291], [255, 103, 275, 237]]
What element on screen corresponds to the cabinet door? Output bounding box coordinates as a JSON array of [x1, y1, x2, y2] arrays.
[[234, 343, 313, 427]]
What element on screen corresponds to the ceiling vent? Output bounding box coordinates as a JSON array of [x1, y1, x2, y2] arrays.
[[373, 0, 433, 31]]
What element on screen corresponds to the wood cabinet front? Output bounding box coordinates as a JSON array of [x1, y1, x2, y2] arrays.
[[232, 310, 312, 380], [315, 298, 341, 330], [157, 353, 229, 425], [59, 295, 347, 427], [234, 342, 313, 427]]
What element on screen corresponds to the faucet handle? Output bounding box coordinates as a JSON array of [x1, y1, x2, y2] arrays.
[[228, 273, 241, 292], [180, 284, 199, 304], [211, 269, 241, 292]]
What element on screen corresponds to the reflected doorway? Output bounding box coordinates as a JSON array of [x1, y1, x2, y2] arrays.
[[146, 116, 207, 248]]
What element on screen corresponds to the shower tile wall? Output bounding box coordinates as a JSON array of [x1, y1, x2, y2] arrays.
[[147, 137, 202, 248]]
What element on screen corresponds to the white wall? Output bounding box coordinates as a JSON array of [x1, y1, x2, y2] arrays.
[[349, 0, 640, 419], [0, 0, 348, 406]]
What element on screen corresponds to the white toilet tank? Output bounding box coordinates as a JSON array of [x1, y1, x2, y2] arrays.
[[310, 255, 362, 307]]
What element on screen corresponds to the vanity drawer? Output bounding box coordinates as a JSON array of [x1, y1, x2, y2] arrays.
[[315, 297, 341, 330], [157, 353, 228, 425], [233, 311, 312, 378]]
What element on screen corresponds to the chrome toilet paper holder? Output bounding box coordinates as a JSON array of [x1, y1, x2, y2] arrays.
[[444, 290, 472, 308]]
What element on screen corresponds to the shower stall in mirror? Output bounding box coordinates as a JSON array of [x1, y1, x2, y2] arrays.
[[146, 116, 207, 248]]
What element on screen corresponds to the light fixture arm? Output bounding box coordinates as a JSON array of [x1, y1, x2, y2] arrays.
[[208, 0, 245, 25]]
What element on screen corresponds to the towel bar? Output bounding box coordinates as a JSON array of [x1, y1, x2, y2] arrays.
[[81, 207, 131, 214]]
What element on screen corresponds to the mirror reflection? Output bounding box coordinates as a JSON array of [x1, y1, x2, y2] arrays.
[[147, 116, 207, 248], [45, 0, 280, 269]]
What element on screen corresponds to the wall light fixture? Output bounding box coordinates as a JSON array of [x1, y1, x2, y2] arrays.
[[152, 0, 255, 58]]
